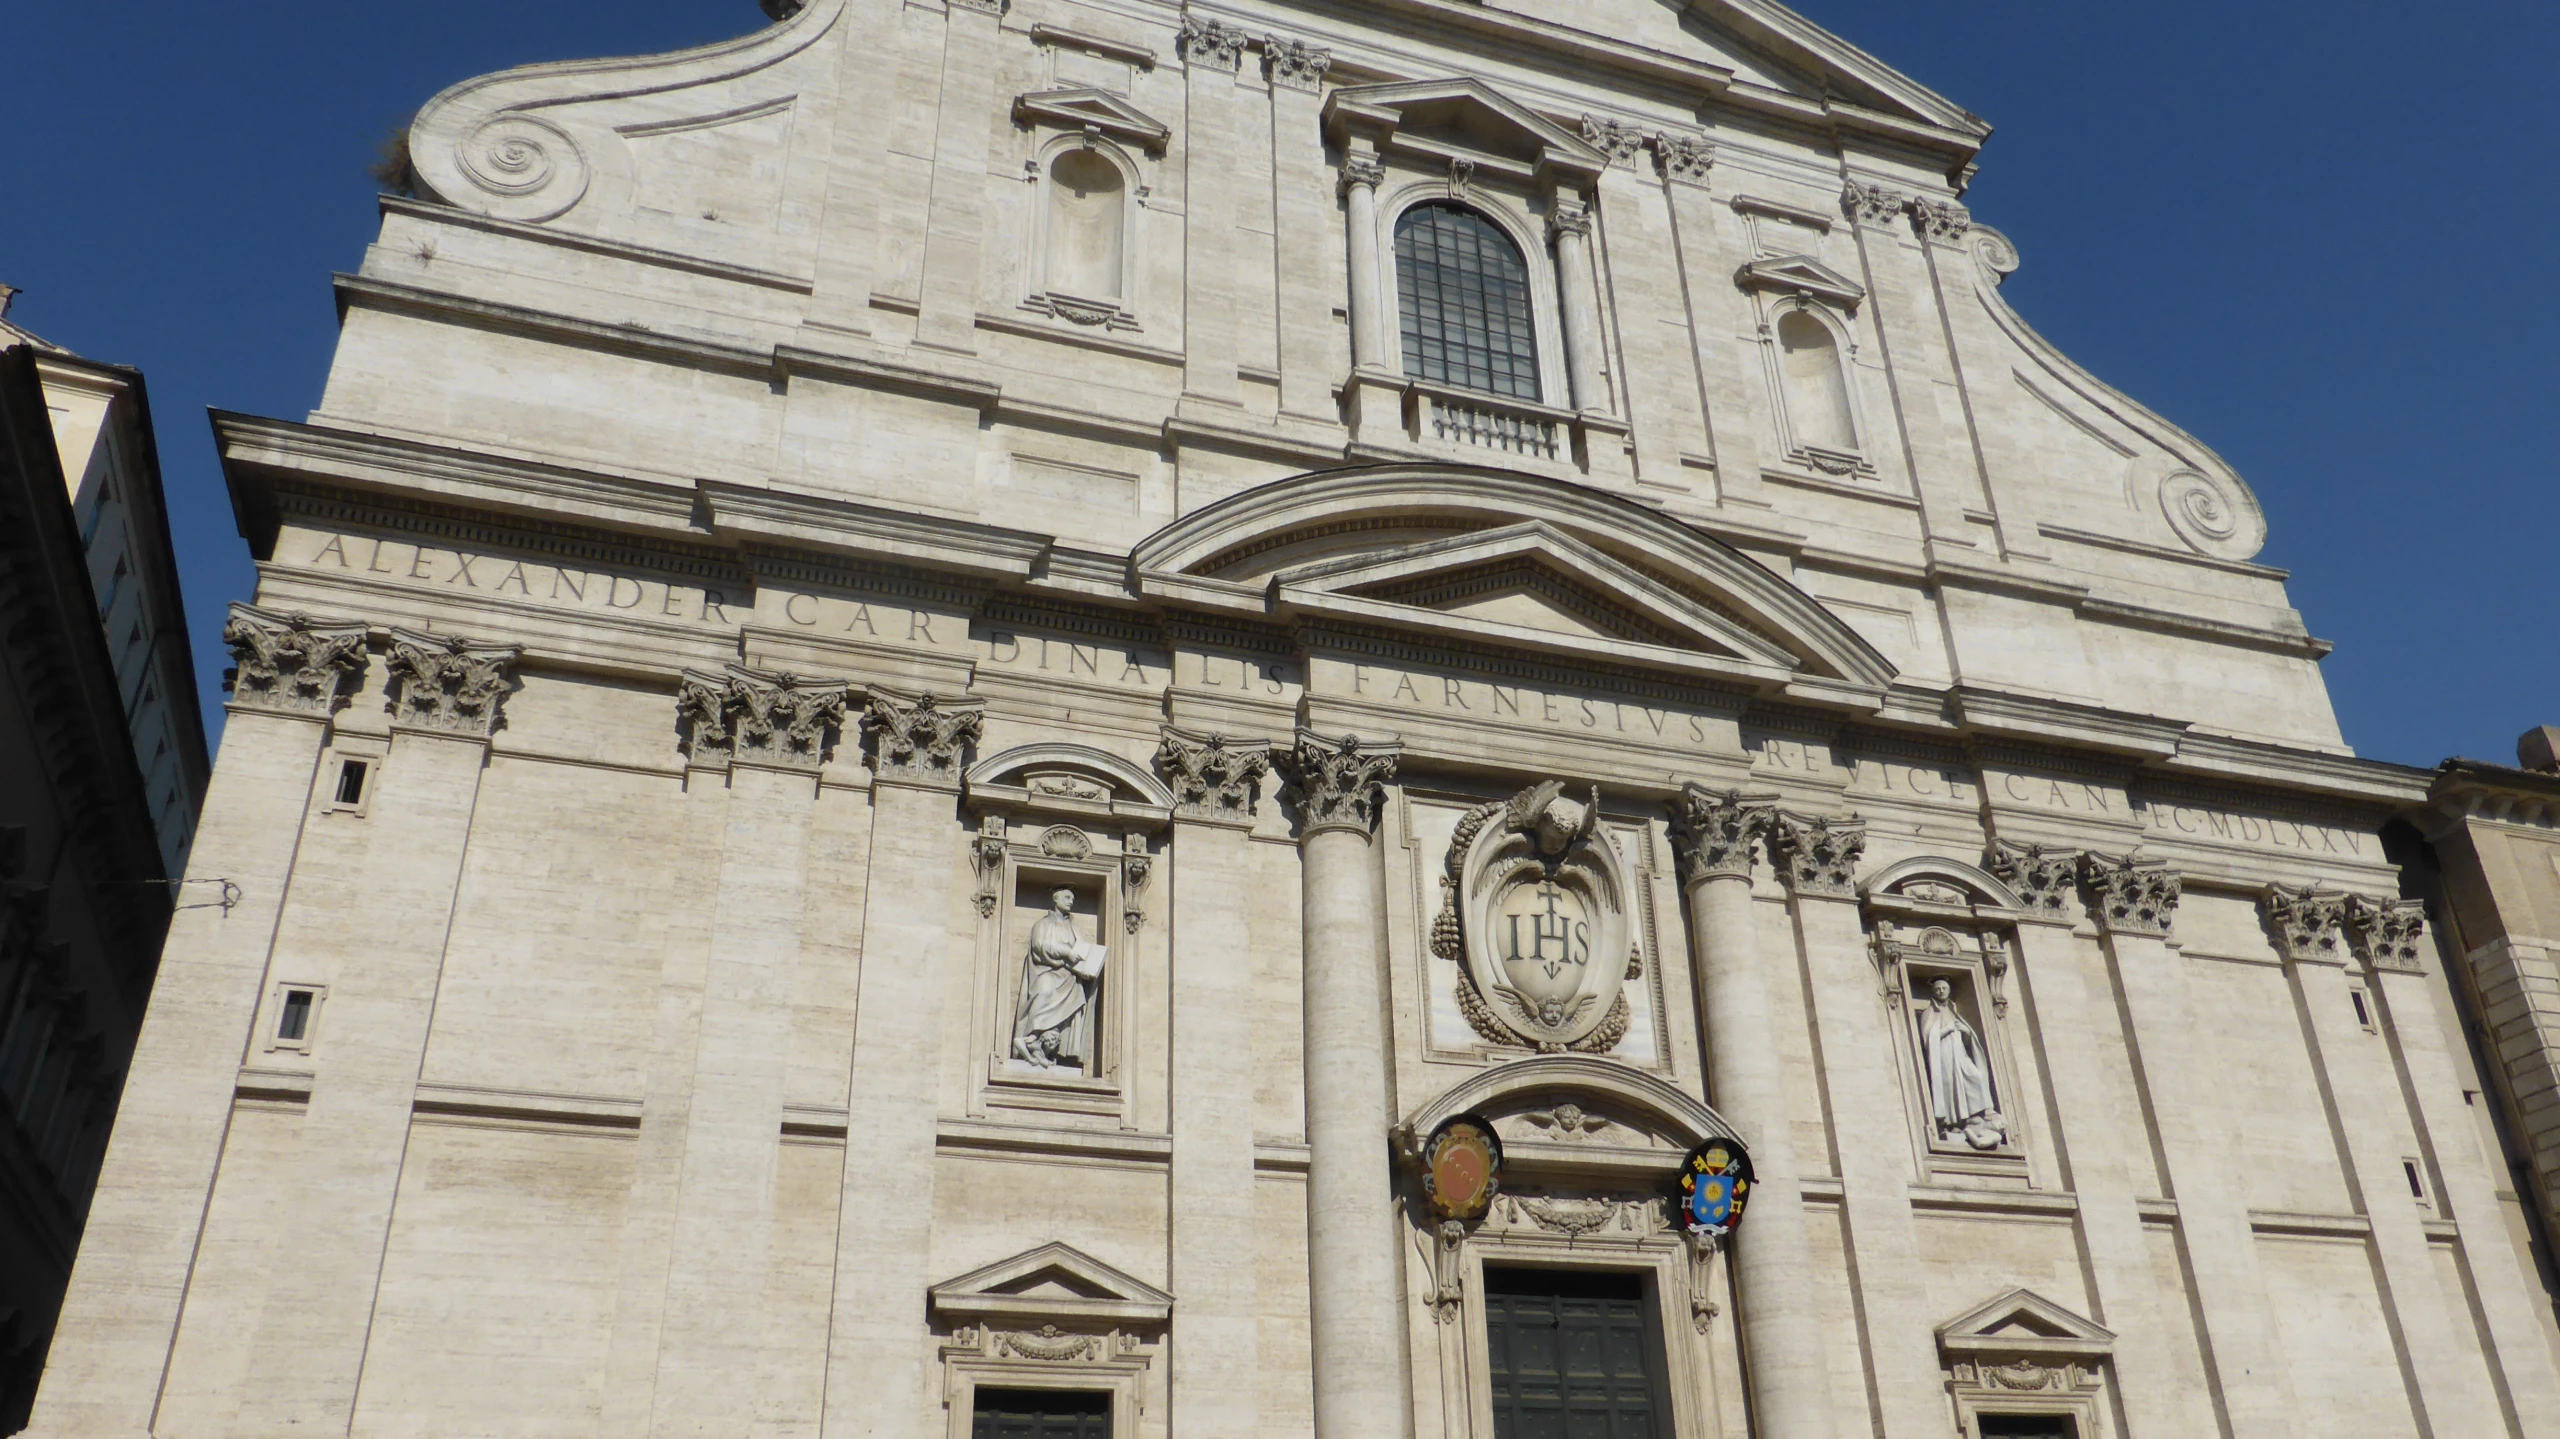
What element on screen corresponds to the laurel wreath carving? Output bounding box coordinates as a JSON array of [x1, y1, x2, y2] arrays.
[[1436, 800, 1629, 1053]]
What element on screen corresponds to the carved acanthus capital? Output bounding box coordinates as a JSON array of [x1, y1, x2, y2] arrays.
[[679, 666, 851, 769], [1842, 180, 1908, 225], [863, 690, 985, 786], [1177, 15, 1249, 72], [1545, 198, 1594, 245], [1986, 840, 2080, 920], [1580, 115, 1647, 169], [1284, 731, 1399, 838], [1154, 729, 1272, 821], [1911, 197, 1972, 239], [1654, 133, 1715, 186], [384, 628, 521, 736], [1340, 154, 1386, 192], [2347, 894, 2428, 973], [223, 604, 369, 716], [2261, 883, 2353, 963], [2080, 851, 2180, 938], [1767, 812, 1867, 897], [1665, 786, 1775, 886], [1264, 37, 1331, 91]]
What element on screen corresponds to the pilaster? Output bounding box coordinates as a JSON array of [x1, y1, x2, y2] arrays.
[[2270, 886, 2502, 1436], [1663, 786, 1832, 1439], [1773, 811, 1945, 1437], [1177, 14, 1253, 410], [1157, 730, 1273, 1439], [234, 628, 521, 1432], [2084, 851, 2303, 1439], [1837, 179, 1982, 550], [647, 669, 849, 1435], [820, 688, 983, 1439], [1263, 35, 1340, 423], [1657, 154, 1774, 510], [1987, 840, 2196, 1436], [913, 0, 1003, 352], [30, 607, 363, 1438]]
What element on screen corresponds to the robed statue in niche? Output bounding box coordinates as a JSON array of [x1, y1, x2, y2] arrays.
[[1013, 888, 1107, 1073], [1918, 977, 2008, 1150]]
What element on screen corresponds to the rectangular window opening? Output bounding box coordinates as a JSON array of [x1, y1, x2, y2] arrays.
[[1482, 1267, 1663, 1439], [969, 1387, 1110, 1439], [2349, 989, 2373, 1028], [2403, 1159, 2427, 1203], [334, 759, 370, 807], [278, 989, 315, 1044]]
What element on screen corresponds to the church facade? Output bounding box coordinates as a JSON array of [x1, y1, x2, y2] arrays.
[[29, 3, 2560, 1438]]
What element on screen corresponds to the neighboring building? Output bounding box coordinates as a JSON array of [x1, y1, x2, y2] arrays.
[[0, 295, 210, 1430], [2395, 728, 2560, 1321], [27, 5, 2560, 1439]]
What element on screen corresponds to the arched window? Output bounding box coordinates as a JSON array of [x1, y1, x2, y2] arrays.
[[1395, 203, 1541, 402], [1046, 149, 1126, 302], [1776, 308, 1856, 452]]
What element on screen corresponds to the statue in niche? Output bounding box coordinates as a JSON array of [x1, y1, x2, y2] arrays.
[[1013, 888, 1107, 1073], [1918, 977, 2008, 1150]]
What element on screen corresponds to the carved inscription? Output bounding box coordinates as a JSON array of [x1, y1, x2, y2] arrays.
[[2141, 801, 2368, 857], [304, 533, 734, 624], [1316, 660, 1733, 749]]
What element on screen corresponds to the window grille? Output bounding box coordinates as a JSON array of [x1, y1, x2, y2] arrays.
[[1395, 203, 1542, 402]]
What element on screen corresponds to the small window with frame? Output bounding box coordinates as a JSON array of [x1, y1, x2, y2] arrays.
[[324, 748, 379, 815], [267, 984, 326, 1055]]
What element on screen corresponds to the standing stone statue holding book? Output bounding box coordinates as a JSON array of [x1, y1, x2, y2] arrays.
[[1013, 888, 1107, 1073]]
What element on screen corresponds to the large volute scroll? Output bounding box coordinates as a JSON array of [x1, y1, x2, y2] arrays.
[[1436, 781, 1636, 1053]]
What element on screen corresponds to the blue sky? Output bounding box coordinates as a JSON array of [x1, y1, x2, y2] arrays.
[[4, 2, 2551, 769]]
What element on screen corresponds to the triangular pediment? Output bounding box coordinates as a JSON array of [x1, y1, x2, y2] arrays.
[[1937, 1288, 2115, 1358], [1326, 79, 1608, 184], [1012, 88, 1172, 152], [1132, 466, 1899, 704], [1737, 255, 1866, 308], [1277, 522, 1801, 672], [930, 1242, 1173, 1328]]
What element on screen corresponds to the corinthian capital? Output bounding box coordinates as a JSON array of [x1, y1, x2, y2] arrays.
[[1842, 180, 1908, 225], [1986, 840, 2079, 920], [2347, 895, 2428, 973], [2261, 883, 2353, 963], [2080, 851, 2180, 938], [1284, 730, 1398, 838], [1264, 36, 1330, 91], [862, 690, 984, 786], [222, 604, 369, 716], [1178, 15, 1249, 72], [1155, 728, 1272, 822], [1911, 197, 1972, 239], [1665, 785, 1774, 886], [1767, 812, 1866, 897], [1654, 133, 1714, 187], [1579, 115, 1647, 169], [680, 666, 851, 770], [384, 627, 521, 736]]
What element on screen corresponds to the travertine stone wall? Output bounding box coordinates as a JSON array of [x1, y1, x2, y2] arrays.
[[30, 4, 2560, 1439]]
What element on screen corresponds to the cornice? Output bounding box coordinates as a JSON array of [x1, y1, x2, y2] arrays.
[[698, 480, 1050, 582], [335, 274, 772, 380]]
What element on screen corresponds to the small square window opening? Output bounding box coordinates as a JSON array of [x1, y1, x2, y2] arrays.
[[1977, 1414, 2076, 1439]]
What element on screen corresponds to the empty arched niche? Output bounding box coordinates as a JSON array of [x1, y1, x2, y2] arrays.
[[1046, 147, 1126, 302], [1776, 307, 1857, 452]]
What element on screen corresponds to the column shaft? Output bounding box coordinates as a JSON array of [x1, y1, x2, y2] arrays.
[[1296, 742, 1408, 1439], [1343, 165, 1386, 372], [1682, 872, 1832, 1439], [1553, 218, 1608, 415]]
